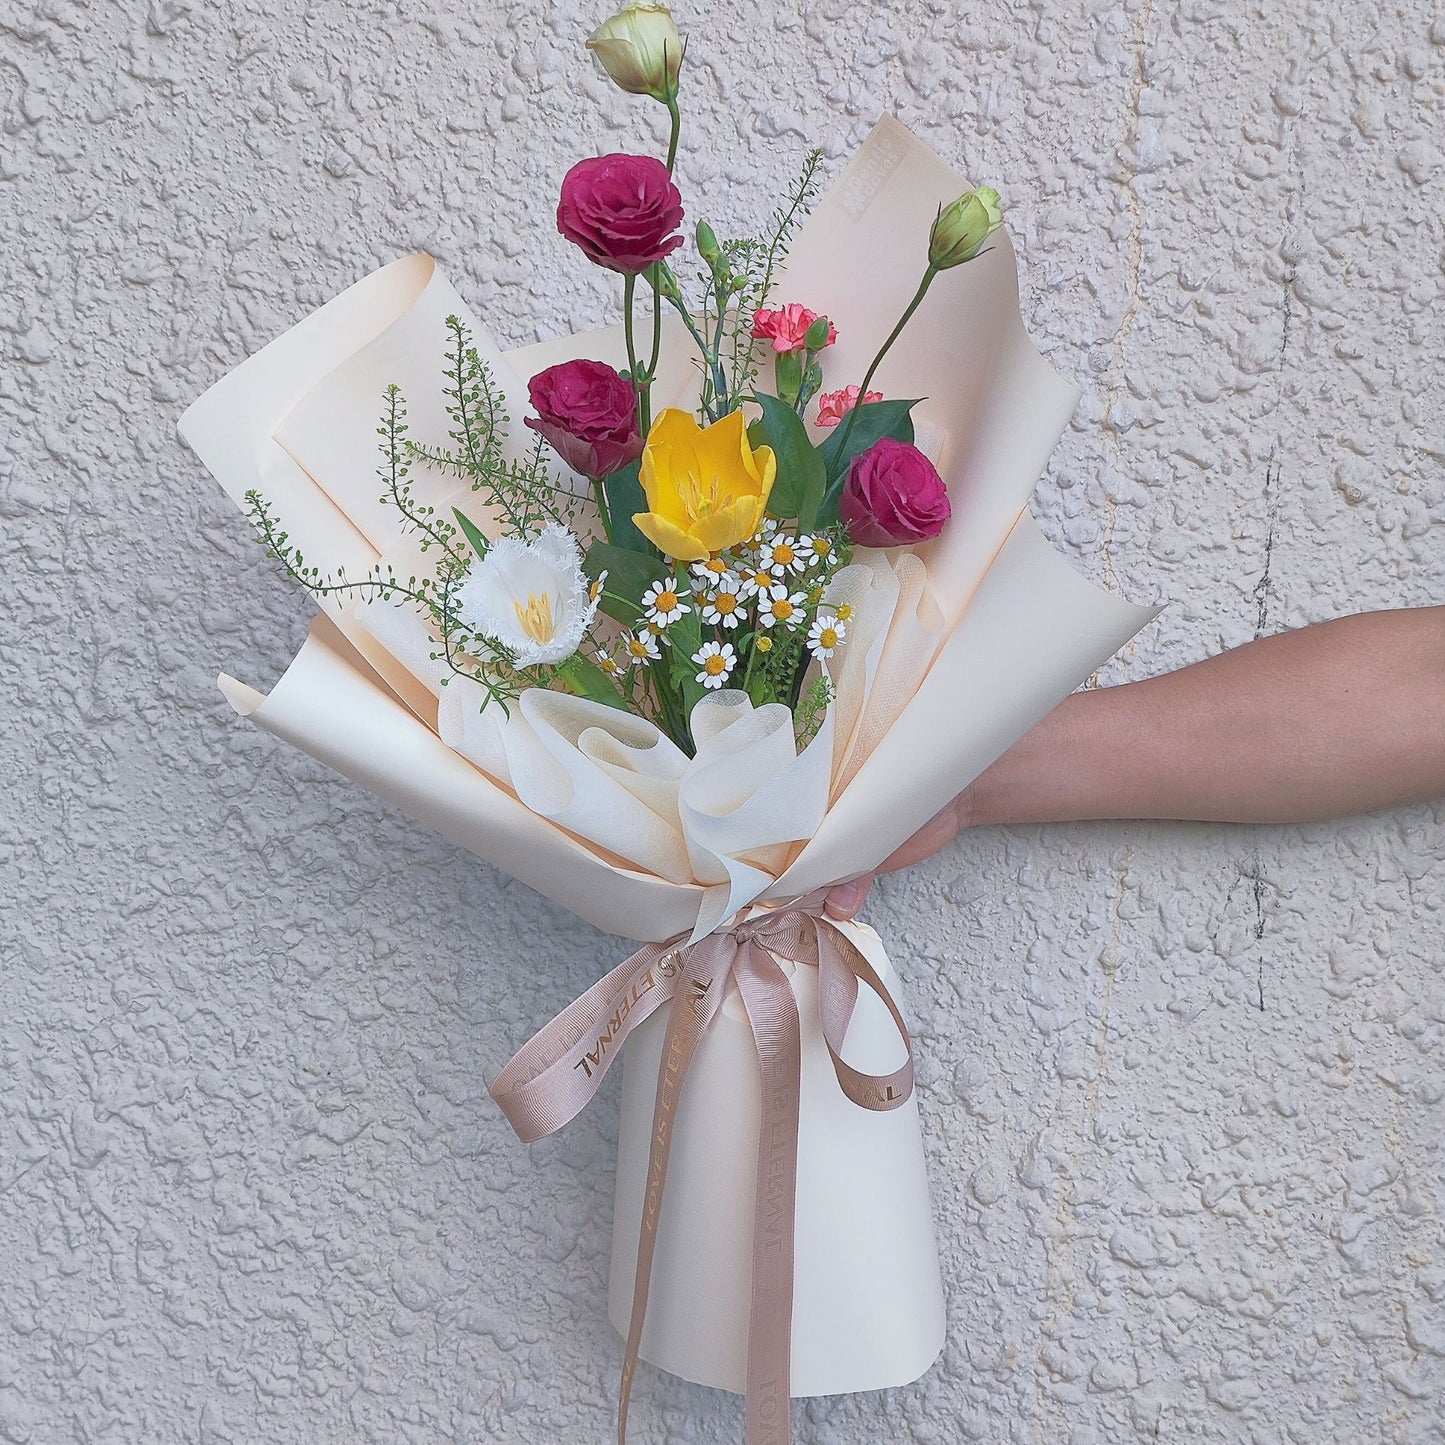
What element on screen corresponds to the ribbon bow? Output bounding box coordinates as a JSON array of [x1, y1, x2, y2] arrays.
[[490, 890, 916, 1445]]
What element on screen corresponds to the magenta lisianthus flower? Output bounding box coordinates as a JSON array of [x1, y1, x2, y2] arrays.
[[556, 153, 685, 274], [525, 359, 644, 479], [815, 385, 884, 428], [750, 303, 837, 354], [839, 437, 951, 548]]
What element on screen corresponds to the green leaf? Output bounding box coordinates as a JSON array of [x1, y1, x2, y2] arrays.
[[451, 506, 489, 560], [666, 606, 708, 719], [600, 459, 655, 555], [748, 391, 827, 531], [816, 398, 920, 523], [585, 541, 670, 626], [555, 654, 629, 711]]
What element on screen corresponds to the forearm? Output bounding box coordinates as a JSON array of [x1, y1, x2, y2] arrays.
[[966, 607, 1445, 827]]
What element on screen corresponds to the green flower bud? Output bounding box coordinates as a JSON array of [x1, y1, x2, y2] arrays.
[[696, 220, 723, 271], [803, 315, 833, 351], [774, 349, 803, 405], [586, 3, 683, 105], [927, 187, 1003, 270]]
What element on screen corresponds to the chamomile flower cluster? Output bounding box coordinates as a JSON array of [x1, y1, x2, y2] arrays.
[[604, 523, 852, 705]]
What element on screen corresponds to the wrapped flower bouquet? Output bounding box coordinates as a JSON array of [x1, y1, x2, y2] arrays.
[[179, 5, 1158, 1441]]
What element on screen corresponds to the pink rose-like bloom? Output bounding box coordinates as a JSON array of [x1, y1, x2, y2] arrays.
[[815, 384, 885, 428], [839, 437, 952, 548], [525, 359, 643, 479], [556, 153, 685, 274], [750, 303, 837, 354]]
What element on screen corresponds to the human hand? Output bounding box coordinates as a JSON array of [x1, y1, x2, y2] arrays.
[[823, 795, 969, 921]]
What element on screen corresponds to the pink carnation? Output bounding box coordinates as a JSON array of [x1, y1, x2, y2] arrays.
[[815, 385, 884, 428], [750, 303, 837, 354]]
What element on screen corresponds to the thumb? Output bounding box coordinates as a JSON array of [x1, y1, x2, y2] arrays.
[[824, 876, 872, 920]]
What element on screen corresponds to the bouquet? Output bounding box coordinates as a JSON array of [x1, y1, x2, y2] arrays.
[[180, 5, 1158, 1441]]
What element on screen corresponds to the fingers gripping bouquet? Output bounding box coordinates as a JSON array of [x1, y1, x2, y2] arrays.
[[180, 4, 1158, 1440]]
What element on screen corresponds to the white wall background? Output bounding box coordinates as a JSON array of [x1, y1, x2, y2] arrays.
[[4, 1, 1444, 1440]]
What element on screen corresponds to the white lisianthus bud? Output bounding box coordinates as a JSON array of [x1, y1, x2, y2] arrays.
[[586, 3, 683, 104], [927, 186, 1003, 270]]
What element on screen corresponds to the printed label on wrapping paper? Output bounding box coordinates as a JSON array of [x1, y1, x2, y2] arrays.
[[839, 126, 907, 221]]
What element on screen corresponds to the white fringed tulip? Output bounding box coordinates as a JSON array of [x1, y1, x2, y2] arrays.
[[456, 524, 597, 669]]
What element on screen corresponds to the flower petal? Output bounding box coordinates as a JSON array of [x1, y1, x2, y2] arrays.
[[633, 510, 710, 561]]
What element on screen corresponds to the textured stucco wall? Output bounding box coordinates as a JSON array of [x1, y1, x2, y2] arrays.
[[4, 1, 1444, 1441]]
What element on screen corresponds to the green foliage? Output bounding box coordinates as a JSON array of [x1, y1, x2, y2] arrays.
[[816, 398, 920, 522], [659, 147, 826, 423], [794, 674, 835, 749], [748, 392, 825, 530], [599, 458, 655, 555], [402, 315, 580, 537], [244, 325, 609, 722], [584, 541, 664, 625]]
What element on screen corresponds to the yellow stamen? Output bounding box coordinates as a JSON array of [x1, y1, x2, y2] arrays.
[[680, 471, 727, 522], [773, 544, 795, 566], [819, 627, 839, 649], [654, 589, 678, 612], [704, 654, 728, 676], [713, 593, 738, 615], [514, 592, 555, 644], [772, 598, 795, 621], [756, 636, 773, 652], [835, 603, 853, 621]]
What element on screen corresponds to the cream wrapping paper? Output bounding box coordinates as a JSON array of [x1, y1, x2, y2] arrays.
[[180, 117, 1161, 1400]]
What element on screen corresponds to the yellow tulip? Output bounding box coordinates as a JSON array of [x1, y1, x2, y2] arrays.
[[632, 409, 776, 562]]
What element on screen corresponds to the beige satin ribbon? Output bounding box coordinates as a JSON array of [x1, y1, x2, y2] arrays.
[[490, 892, 916, 1445]]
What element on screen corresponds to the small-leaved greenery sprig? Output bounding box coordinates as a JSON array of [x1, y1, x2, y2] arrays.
[[657, 147, 824, 422], [244, 319, 592, 718]]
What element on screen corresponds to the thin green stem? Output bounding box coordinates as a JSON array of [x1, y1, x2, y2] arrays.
[[665, 95, 681, 173], [644, 264, 663, 434], [623, 271, 648, 435], [832, 264, 938, 460], [709, 290, 730, 413], [591, 478, 613, 544], [663, 290, 721, 421]]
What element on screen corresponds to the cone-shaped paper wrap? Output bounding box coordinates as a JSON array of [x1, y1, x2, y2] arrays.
[[609, 919, 945, 1395], [180, 117, 1161, 1414]]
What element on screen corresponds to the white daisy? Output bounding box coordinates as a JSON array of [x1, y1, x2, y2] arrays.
[[757, 586, 807, 631], [758, 531, 806, 576], [620, 629, 661, 666], [691, 640, 737, 689], [595, 647, 624, 677], [701, 579, 745, 629], [807, 615, 847, 659], [736, 561, 778, 601], [689, 556, 736, 591], [641, 576, 691, 627], [797, 533, 836, 568], [455, 523, 597, 668]]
